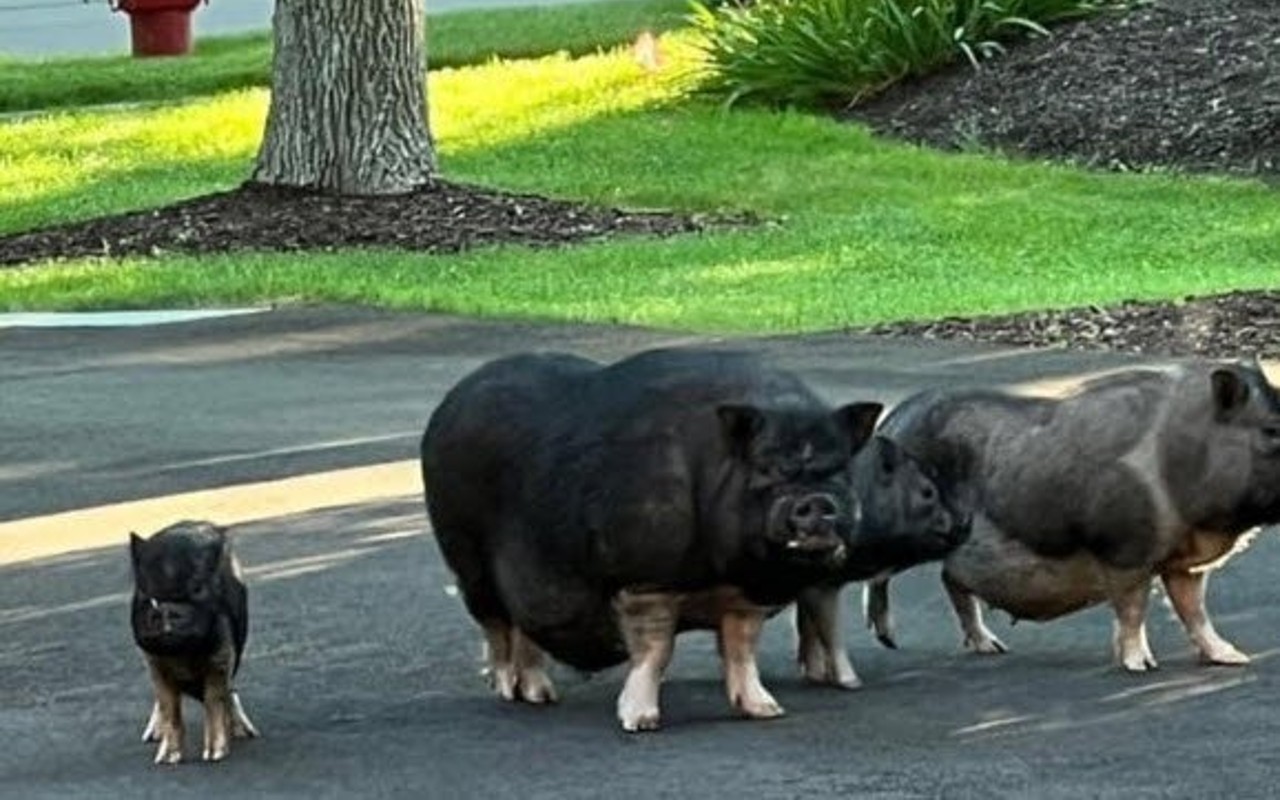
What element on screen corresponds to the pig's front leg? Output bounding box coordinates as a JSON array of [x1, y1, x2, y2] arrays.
[[720, 607, 785, 719], [614, 591, 679, 732], [795, 586, 861, 689]]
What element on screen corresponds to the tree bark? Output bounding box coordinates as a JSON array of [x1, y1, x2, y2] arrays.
[[252, 0, 436, 195]]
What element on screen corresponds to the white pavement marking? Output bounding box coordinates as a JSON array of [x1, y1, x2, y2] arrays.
[[131, 431, 420, 474], [0, 309, 265, 328]]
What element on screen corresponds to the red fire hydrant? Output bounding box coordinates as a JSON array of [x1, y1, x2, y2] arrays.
[[111, 0, 205, 58]]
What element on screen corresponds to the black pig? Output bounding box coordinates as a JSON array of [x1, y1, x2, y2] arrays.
[[422, 348, 882, 731], [130, 520, 258, 764]]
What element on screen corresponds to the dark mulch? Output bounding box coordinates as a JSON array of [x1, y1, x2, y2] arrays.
[[0, 180, 727, 268], [849, 0, 1280, 179], [859, 290, 1280, 360]]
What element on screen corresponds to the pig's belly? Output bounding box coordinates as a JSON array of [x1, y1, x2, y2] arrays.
[[945, 522, 1149, 622]]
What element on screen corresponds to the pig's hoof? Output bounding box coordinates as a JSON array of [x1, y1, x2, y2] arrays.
[[491, 666, 520, 702], [202, 744, 229, 763], [964, 634, 1007, 655], [517, 668, 559, 704], [618, 706, 661, 732], [153, 741, 183, 766], [874, 630, 899, 650], [1201, 644, 1250, 666], [230, 693, 260, 739], [735, 694, 786, 720], [1119, 652, 1159, 672]]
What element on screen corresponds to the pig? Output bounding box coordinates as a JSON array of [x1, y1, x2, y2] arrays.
[[793, 435, 970, 689], [130, 520, 259, 764], [863, 361, 1280, 671], [421, 348, 883, 731]]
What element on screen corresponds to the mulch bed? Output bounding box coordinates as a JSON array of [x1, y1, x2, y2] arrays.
[[0, 180, 726, 268], [849, 0, 1280, 179], [857, 290, 1280, 360]]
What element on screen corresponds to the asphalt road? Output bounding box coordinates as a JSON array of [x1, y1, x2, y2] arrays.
[[3, 308, 1278, 798]]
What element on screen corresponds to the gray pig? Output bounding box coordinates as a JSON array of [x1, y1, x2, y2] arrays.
[[130, 521, 259, 764], [865, 361, 1280, 671]]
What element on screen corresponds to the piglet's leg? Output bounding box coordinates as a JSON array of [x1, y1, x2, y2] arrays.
[[140, 701, 161, 743], [202, 673, 233, 762], [146, 660, 183, 765], [1110, 577, 1157, 672], [614, 591, 679, 732], [795, 586, 861, 689], [943, 570, 1007, 655], [510, 627, 558, 704], [1161, 570, 1249, 666], [480, 620, 520, 701], [229, 692, 260, 739], [721, 608, 785, 719]]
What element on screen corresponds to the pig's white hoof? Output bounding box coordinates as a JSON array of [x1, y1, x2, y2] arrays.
[[1118, 649, 1159, 672], [491, 665, 520, 702], [1201, 643, 1250, 666], [964, 633, 1007, 655], [202, 744, 229, 763], [153, 740, 182, 765], [517, 668, 559, 704], [618, 703, 661, 732], [735, 695, 786, 719]]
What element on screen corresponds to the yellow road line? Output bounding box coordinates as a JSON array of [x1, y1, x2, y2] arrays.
[[0, 460, 422, 567]]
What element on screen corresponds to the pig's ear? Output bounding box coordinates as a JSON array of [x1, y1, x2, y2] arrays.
[[835, 402, 883, 455], [877, 436, 903, 475], [717, 404, 765, 453], [1211, 368, 1250, 417], [128, 532, 145, 565]]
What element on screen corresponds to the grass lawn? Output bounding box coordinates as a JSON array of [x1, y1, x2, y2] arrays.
[[1, 6, 1277, 332], [0, 0, 688, 114]]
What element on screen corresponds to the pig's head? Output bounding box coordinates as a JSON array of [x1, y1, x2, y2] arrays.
[[718, 401, 883, 568], [1166, 363, 1280, 532], [842, 436, 970, 581], [129, 521, 230, 657]]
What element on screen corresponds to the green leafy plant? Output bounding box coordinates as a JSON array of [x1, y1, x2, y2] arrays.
[[689, 0, 1130, 108]]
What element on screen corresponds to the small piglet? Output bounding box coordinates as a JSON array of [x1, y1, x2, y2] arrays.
[[130, 520, 258, 764]]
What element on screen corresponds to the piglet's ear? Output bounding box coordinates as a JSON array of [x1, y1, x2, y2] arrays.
[[129, 532, 145, 560], [835, 402, 883, 456], [718, 404, 765, 453], [1211, 368, 1249, 417]]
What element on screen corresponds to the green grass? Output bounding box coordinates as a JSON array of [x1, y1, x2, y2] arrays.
[[0, 0, 687, 114], [1, 35, 1277, 333]]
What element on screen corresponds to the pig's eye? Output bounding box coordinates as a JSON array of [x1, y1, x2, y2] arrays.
[[920, 485, 936, 502]]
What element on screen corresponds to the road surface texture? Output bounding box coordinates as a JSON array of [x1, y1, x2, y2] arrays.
[[2, 307, 1277, 798]]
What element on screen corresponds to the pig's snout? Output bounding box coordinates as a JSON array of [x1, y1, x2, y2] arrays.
[[782, 493, 847, 565], [790, 493, 840, 535], [147, 599, 198, 634]]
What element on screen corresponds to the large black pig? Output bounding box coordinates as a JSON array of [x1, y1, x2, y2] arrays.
[[421, 348, 883, 731], [793, 435, 970, 688], [864, 361, 1280, 671], [130, 520, 258, 764]]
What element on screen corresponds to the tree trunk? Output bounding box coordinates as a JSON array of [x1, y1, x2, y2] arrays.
[[252, 0, 436, 195]]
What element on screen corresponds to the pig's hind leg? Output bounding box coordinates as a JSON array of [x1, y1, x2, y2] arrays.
[[943, 569, 1007, 655], [1161, 570, 1249, 666]]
